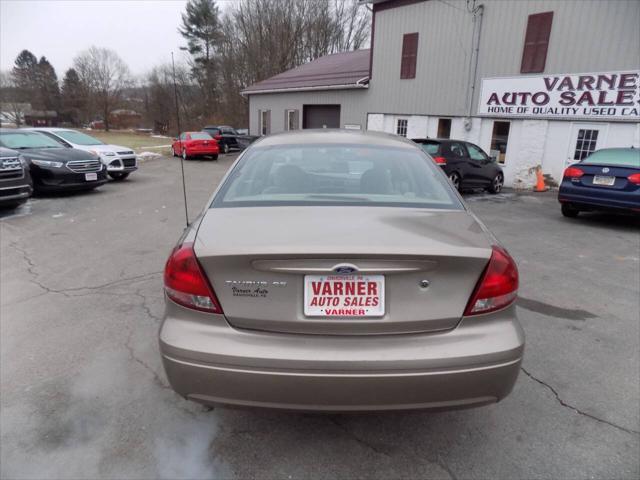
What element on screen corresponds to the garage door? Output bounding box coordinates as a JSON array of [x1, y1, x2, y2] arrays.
[[303, 105, 341, 129]]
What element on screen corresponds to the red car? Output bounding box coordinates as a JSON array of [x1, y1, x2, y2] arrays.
[[172, 132, 219, 160]]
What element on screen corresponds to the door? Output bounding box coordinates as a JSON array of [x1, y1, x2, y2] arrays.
[[567, 123, 608, 167], [303, 105, 340, 129], [465, 143, 494, 185]]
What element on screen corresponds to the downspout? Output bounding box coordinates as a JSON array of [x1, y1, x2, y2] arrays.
[[465, 3, 484, 131]]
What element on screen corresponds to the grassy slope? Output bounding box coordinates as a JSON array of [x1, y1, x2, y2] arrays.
[[86, 130, 172, 152]]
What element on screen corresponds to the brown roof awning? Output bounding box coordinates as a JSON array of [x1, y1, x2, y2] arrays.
[[242, 49, 370, 95]]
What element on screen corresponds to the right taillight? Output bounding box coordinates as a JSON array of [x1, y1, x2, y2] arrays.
[[164, 242, 223, 313], [464, 246, 519, 316], [563, 166, 584, 178], [433, 156, 447, 165], [627, 173, 640, 185]]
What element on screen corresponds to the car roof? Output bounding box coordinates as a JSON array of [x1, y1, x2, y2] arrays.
[[22, 127, 70, 132], [255, 129, 418, 149]]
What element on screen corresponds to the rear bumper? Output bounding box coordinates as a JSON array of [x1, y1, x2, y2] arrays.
[[187, 147, 219, 155], [160, 302, 524, 411], [558, 185, 640, 212]]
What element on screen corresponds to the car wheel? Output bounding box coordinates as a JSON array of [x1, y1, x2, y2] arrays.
[[222, 143, 230, 154], [488, 173, 504, 194], [212, 154, 219, 160], [108, 172, 130, 181], [448, 172, 461, 191], [182, 149, 189, 160], [561, 203, 580, 218]]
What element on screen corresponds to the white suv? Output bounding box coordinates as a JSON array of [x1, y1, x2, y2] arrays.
[[28, 128, 138, 180]]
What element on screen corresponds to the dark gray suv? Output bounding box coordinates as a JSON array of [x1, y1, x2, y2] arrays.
[[0, 147, 32, 209]]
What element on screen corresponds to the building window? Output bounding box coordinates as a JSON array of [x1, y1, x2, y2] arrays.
[[573, 129, 599, 161], [396, 119, 408, 137], [521, 11, 553, 73], [400, 32, 418, 79], [260, 110, 270, 135], [437, 119, 451, 139], [286, 109, 299, 131]]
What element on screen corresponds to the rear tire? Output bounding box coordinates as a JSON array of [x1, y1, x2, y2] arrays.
[[222, 143, 230, 154], [488, 173, 504, 194], [448, 172, 461, 191], [561, 203, 580, 218], [182, 149, 189, 160], [108, 172, 130, 181]]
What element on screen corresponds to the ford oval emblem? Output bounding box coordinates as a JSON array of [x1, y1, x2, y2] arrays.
[[333, 265, 357, 274], [602, 167, 610, 173]]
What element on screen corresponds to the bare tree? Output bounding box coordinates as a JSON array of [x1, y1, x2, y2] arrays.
[[0, 71, 28, 127], [73, 46, 131, 130]]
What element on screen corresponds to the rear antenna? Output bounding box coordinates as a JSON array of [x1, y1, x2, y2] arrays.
[[172, 51, 189, 226]]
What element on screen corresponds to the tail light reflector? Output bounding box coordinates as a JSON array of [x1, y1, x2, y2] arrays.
[[433, 156, 447, 165], [627, 173, 640, 185], [164, 242, 223, 313], [464, 246, 518, 316], [563, 166, 584, 178]]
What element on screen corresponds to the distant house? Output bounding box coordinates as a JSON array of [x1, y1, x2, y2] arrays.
[[0, 103, 30, 127], [109, 109, 142, 129], [24, 110, 58, 127]]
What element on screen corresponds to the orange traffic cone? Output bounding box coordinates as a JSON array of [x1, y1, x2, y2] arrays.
[[534, 166, 549, 192]]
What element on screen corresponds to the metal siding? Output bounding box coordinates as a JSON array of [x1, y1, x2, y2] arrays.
[[248, 90, 370, 135], [367, 0, 640, 116]]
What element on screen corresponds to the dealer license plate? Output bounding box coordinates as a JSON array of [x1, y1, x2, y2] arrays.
[[593, 175, 615, 186], [304, 274, 385, 317], [85, 172, 98, 181]]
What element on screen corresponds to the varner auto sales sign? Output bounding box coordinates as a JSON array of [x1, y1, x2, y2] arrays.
[[478, 71, 640, 120]]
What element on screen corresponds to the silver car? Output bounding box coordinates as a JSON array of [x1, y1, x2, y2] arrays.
[[160, 130, 524, 412]]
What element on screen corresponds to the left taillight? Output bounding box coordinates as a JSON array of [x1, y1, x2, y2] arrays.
[[433, 156, 447, 165], [464, 245, 519, 316], [164, 242, 223, 313]]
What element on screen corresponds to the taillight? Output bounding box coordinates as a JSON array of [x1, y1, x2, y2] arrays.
[[628, 173, 640, 185], [464, 246, 518, 316], [563, 166, 584, 178], [433, 156, 447, 165], [164, 242, 223, 313]]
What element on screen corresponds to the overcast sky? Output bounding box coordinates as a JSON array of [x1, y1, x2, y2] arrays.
[[0, 0, 236, 78]]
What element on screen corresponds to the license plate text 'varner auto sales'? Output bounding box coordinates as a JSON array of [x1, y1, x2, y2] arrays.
[[304, 275, 385, 317]]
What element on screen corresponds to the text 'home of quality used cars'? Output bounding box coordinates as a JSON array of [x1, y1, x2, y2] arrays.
[[159, 130, 524, 412]]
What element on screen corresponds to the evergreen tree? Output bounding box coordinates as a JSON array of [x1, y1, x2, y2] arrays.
[[179, 0, 223, 116], [61, 68, 86, 124], [11, 49, 38, 102], [37, 56, 61, 111]]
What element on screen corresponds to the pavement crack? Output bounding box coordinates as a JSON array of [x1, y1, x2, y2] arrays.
[[327, 416, 392, 457], [124, 328, 170, 390], [521, 367, 640, 436], [8, 241, 161, 296], [133, 288, 163, 323]]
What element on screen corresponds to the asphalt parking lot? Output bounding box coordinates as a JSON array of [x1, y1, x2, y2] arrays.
[[1, 153, 639, 480]]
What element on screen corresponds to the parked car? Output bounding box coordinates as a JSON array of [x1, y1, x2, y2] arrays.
[[0, 129, 107, 193], [27, 128, 138, 181], [202, 125, 239, 154], [558, 147, 640, 217], [160, 130, 523, 412], [0, 147, 32, 209], [171, 132, 219, 160], [412, 138, 504, 193]]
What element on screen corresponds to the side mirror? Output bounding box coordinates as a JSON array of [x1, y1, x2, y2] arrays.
[[490, 155, 497, 162]]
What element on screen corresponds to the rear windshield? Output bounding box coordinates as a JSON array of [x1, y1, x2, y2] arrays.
[[0, 131, 63, 149], [54, 130, 103, 145], [190, 132, 212, 140], [212, 144, 462, 209], [581, 149, 640, 168], [417, 141, 440, 155]]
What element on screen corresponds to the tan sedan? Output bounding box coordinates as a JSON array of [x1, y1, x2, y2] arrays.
[[160, 130, 524, 411]]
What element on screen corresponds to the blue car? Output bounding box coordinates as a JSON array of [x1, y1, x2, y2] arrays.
[[558, 148, 640, 217]]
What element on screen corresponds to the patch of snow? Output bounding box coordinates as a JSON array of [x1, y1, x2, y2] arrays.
[[52, 212, 65, 218], [137, 151, 163, 161], [151, 135, 170, 139]]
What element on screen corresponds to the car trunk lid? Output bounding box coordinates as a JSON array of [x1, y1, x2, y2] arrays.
[[194, 207, 493, 335]]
